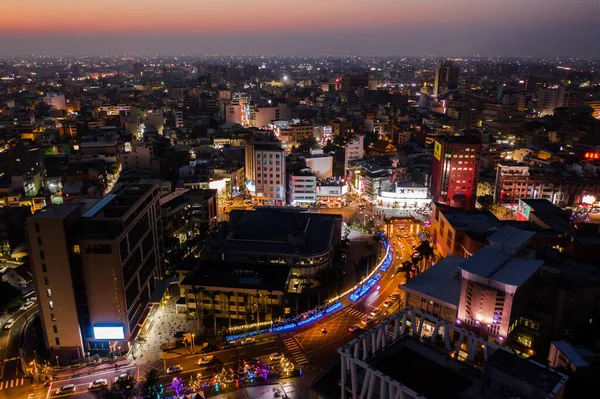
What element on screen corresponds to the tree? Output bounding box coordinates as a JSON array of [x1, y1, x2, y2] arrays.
[[191, 286, 204, 332], [224, 291, 234, 328], [141, 369, 163, 399], [382, 217, 392, 237], [477, 195, 494, 210], [0, 281, 22, 313], [169, 378, 184, 397], [298, 137, 320, 153], [96, 374, 136, 399]]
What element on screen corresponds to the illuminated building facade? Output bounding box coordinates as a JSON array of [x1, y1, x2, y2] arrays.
[[27, 183, 165, 359], [430, 136, 482, 210], [245, 141, 286, 205]]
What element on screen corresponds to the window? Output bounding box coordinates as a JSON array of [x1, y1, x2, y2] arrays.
[[47, 289, 52, 298], [516, 335, 532, 348], [73, 245, 80, 254], [39, 251, 45, 260], [53, 325, 58, 333], [42, 264, 47, 273], [48, 301, 54, 309], [44, 277, 49, 285], [35, 223, 40, 233], [51, 313, 56, 321], [37, 236, 42, 246], [55, 337, 60, 346]]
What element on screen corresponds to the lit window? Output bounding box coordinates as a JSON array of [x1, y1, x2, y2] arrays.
[[51, 313, 56, 321], [49, 301, 54, 309], [73, 245, 80, 254], [47, 289, 52, 298]]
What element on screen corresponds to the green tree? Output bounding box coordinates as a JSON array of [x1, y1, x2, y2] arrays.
[[95, 374, 136, 399], [477, 194, 494, 210], [141, 369, 163, 399], [0, 281, 22, 313]]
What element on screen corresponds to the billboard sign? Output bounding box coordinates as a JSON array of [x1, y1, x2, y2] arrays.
[[93, 325, 125, 340], [434, 141, 442, 161]]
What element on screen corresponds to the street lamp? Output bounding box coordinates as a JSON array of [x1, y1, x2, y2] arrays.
[[55, 355, 59, 367], [87, 352, 91, 363], [117, 346, 122, 357]]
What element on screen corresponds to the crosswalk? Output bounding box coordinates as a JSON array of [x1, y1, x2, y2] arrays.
[[345, 307, 369, 320], [0, 377, 25, 390], [282, 337, 308, 365]]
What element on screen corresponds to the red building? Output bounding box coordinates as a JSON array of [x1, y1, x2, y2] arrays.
[[430, 136, 482, 209]]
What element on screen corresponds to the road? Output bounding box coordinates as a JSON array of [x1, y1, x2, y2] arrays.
[[0, 305, 39, 397], [46, 339, 289, 399], [32, 217, 423, 398]]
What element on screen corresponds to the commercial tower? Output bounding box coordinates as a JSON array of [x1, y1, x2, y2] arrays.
[[433, 60, 460, 97], [245, 140, 286, 206], [430, 136, 482, 209], [27, 183, 165, 358]]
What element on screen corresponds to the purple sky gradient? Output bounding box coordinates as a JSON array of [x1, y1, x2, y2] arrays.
[[1, 0, 598, 56]]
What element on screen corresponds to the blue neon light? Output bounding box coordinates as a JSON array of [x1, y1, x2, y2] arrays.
[[349, 273, 382, 302], [325, 301, 342, 314], [379, 250, 393, 272], [297, 312, 324, 326]]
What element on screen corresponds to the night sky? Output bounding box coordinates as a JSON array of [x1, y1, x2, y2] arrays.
[[1, 0, 599, 56]]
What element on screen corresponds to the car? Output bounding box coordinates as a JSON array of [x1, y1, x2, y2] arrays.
[[348, 324, 361, 332], [167, 364, 183, 374], [115, 373, 130, 383], [198, 355, 214, 365], [56, 384, 76, 395], [370, 308, 382, 317], [360, 316, 374, 326], [389, 293, 400, 301], [412, 252, 420, 259], [200, 345, 216, 354], [269, 352, 285, 361], [173, 330, 189, 338], [20, 301, 35, 311], [3, 319, 14, 330], [241, 337, 255, 345], [221, 341, 237, 350], [383, 299, 393, 308], [88, 379, 108, 390]]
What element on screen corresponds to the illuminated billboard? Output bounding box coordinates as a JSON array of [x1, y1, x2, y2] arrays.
[[434, 141, 442, 161], [93, 325, 125, 340]]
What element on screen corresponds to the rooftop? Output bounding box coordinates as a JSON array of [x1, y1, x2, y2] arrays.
[[180, 261, 291, 293], [401, 255, 463, 309], [459, 246, 544, 288]]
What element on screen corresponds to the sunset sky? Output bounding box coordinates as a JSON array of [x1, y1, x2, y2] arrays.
[[1, 0, 598, 55]]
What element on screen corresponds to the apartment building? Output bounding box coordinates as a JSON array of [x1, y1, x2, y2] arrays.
[[245, 141, 286, 205]]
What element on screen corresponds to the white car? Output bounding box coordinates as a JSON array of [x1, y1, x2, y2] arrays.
[[56, 384, 76, 395], [383, 299, 393, 308], [348, 324, 361, 332], [198, 355, 213, 365], [3, 319, 14, 330], [167, 365, 183, 374], [370, 308, 382, 317], [88, 379, 108, 390], [389, 293, 400, 301], [269, 352, 285, 361], [115, 373, 130, 382], [20, 301, 35, 311], [241, 337, 255, 345]]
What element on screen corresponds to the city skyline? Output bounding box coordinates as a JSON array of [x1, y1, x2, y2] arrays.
[[1, 0, 599, 56]]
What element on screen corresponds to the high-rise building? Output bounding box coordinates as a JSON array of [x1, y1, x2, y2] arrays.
[[245, 140, 286, 205], [27, 183, 165, 359], [433, 60, 460, 97], [430, 136, 482, 209], [43, 92, 66, 110]]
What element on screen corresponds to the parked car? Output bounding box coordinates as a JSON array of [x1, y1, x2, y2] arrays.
[[348, 324, 361, 332], [167, 365, 183, 374], [200, 345, 216, 354], [269, 352, 285, 361], [56, 384, 76, 395], [241, 337, 256, 345], [198, 355, 213, 365], [3, 319, 14, 330], [88, 379, 108, 390]]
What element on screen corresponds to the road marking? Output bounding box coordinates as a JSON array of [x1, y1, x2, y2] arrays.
[[0, 380, 3, 389], [345, 308, 368, 320], [282, 337, 308, 365]]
